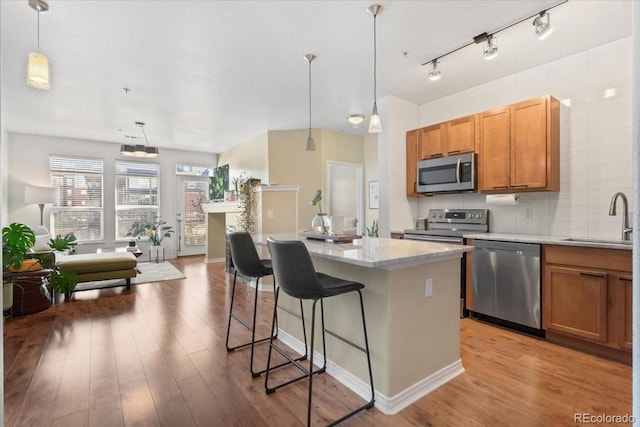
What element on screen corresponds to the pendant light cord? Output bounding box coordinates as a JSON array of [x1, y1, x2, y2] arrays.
[[37, 11, 40, 51], [139, 123, 150, 147], [373, 13, 377, 105], [308, 58, 312, 134]]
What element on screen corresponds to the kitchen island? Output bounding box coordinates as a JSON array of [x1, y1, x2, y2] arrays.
[[254, 233, 472, 415]]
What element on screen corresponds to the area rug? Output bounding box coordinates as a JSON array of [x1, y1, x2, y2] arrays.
[[74, 261, 186, 291]]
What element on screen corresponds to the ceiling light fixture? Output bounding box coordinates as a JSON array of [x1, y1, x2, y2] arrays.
[[120, 122, 159, 158], [348, 114, 365, 126], [304, 54, 317, 152], [26, 0, 50, 90], [533, 11, 553, 40], [483, 35, 498, 60], [421, 0, 566, 80], [367, 4, 383, 134], [428, 59, 441, 81]]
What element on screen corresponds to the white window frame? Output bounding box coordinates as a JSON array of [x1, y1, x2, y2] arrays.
[[49, 155, 104, 242], [115, 160, 160, 241]]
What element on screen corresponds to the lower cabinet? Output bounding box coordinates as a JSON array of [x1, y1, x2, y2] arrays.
[[543, 245, 632, 354]]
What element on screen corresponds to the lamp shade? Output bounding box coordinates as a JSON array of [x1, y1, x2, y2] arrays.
[[24, 185, 56, 205], [26, 52, 50, 90]]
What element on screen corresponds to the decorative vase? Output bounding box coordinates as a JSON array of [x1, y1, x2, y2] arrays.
[[312, 213, 330, 234]]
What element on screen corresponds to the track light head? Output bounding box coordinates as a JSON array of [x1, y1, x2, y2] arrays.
[[483, 35, 498, 60], [428, 60, 441, 81], [533, 11, 553, 40]]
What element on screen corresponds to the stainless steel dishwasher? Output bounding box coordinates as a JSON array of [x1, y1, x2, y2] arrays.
[[472, 240, 541, 331]]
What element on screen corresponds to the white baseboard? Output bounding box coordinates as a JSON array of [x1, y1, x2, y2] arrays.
[[276, 330, 464, 415]]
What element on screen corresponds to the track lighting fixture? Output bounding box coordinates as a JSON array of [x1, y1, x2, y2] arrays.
[[421, 0, 566, 81], [367, 4, 383, 134], [304, 53, 316, 152], [483, 35, 498, 60], [428, 60, 441, 81], [533, 11, 553, 40]]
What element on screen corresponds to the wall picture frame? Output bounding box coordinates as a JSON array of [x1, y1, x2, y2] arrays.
[[369, 180, 379, 209]]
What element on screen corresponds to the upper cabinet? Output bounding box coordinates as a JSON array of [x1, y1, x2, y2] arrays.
[[406, 129, 420, 197], [478, 95, 559, 193], [418, 114, 476, 160], [419, 123, 445, 159]]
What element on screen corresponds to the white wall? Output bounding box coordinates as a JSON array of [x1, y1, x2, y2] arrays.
[[363, 133, 379, 232], [414, 37, 632, 240], [7, 133, 217, 260]]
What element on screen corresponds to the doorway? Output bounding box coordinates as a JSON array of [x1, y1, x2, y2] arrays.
[[326, 161, 364, 235], [176, 176, 208, 256]]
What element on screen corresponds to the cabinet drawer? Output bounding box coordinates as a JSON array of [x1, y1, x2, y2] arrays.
[[544, 245, 631, 271]]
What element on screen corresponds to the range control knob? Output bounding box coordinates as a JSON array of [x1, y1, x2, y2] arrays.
[[476, 213, 482, 218]]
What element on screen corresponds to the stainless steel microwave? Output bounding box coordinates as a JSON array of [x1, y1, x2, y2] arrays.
[[417, 152, 475, 194]]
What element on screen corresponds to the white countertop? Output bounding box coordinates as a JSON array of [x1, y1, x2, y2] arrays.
[[254, 232, 472, 270], [464, 232, 632, 251]]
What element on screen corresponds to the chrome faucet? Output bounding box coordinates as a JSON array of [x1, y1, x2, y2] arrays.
[[608, 192, 633, 241]]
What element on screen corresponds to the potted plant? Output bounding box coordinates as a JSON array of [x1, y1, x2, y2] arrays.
[[48, 233, 77, 253], [310, 189, 329, 234], [127, 217, 174, 263]]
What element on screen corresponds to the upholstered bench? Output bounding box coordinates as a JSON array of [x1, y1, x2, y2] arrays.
[[56, 252, 138, 291]]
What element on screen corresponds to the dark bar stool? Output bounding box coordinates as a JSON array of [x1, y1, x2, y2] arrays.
[[225, 232, 278, 377], [265, 237, 375, 427]]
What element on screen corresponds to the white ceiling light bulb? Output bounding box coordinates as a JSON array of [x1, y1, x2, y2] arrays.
[[483, 35, 498, 60], [428, 59, 441, 81], [367, 4, 383, 134], [533, 11, 553, 40], [348, 114, 365, 126], [26, 0, 50, 90]]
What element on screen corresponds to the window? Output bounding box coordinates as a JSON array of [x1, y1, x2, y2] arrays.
[[49, 155, 104, 242], [115, 160, 160, 240]]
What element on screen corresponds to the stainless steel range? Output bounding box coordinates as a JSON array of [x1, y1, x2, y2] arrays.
[[404, 209, 489, 317]]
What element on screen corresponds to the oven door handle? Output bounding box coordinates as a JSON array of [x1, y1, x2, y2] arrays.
[[456, 158, 461, 185]]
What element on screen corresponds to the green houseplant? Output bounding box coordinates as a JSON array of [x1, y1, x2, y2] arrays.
[[127, 217, 174, 245], [48, 233, 78, 253]]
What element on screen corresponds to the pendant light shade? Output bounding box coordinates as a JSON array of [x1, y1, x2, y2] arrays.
[[26, 0, 50, 90], [120, 122, 160, 158], [27, 52, 50, 90], [367, 5, 383, 134], [304, 53, 316, 151]]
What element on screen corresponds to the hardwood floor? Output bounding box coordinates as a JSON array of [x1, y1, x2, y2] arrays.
[[4, 256, 632, 426]]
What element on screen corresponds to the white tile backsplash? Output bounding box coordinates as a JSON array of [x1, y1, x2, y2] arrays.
[[416, 37, 632, 240]]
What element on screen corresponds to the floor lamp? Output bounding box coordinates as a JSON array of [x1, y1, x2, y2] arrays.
[[24, 185, 56, 226]]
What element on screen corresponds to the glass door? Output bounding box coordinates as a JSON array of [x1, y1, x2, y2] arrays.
[[177, 176, 208, 256]]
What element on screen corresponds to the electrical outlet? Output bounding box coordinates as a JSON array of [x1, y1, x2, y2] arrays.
[[424, 279, 432, 298], [267, 210, 274, 219], [525, 208, 533, 220]]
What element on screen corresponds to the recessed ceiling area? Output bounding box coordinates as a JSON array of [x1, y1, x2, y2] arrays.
[[0, 1, 632, 154]]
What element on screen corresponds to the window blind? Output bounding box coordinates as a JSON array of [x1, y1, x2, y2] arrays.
[[49, 155, 104, 241], [115, 160, 160, 240]]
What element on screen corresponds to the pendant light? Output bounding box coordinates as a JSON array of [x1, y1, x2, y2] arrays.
[[120, 122, 160, 158], [367, 4, 383, 134], [27, 0, 50, 90], [304, 54, 316, 151]]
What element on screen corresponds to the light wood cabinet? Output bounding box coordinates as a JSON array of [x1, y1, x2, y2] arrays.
[[478, 95, 559, 193], [418, 123, 445, 160], [406, 130, 420, 197], [543, 245, 632, 355], [445, 114, 476, 156], [544, 265, 607, 342]]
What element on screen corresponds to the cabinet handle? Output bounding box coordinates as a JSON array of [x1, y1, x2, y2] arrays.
[[492, 186, 510, 189], [447, 150, 461, 155], [429, 154, 444, 159], [511, 184, 528, 188], [619, 277, 632, 282], [580, 272, 606, 278]]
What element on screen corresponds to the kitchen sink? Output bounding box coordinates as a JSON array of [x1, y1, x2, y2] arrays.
[[562, 237, 632, 245]]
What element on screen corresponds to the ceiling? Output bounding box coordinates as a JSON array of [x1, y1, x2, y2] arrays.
[[0, 1, 632, 154]]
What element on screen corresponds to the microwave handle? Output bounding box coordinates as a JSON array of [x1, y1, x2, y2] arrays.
[[455, 158, 461, 185]]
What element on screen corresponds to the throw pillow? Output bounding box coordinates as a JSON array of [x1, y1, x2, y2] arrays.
[[8, 259, 43, 272], [31, 234, 52, 252], [30, 225, 50, 236]]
